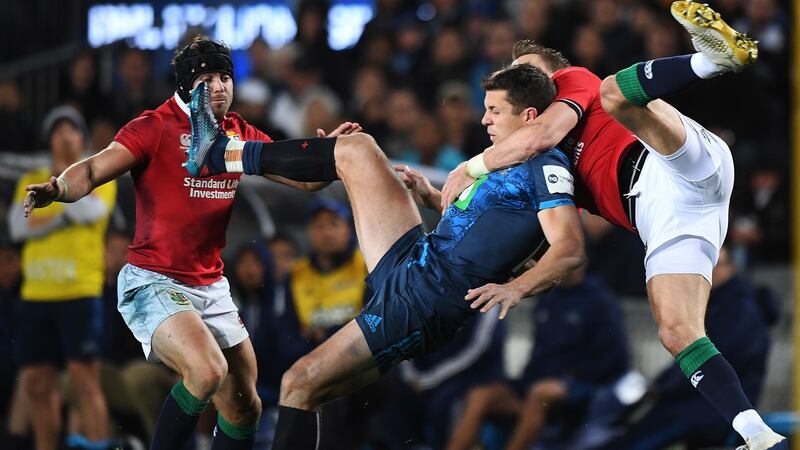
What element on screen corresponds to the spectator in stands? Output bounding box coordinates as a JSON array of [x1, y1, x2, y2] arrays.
[[398, 112, 464, 171], [601, 246, 780, 449], [233, 78, 286, 141], [382, 88, 423, 158], [0, 80, 34, 151], [248, 234, 310, 450], [416, 26, 471, 109], [642, 17, 682, 60], [584, 0, 639, 70], [110, 47, 168, 126], [289, 199, 368, 449], [514, 0, 554, 47], [571, 25, 613, 77], [247, 38, 273, 84], [269, 54, 341, 138], [303, 92, 344, 139], [357, 0, 413, 56], [446, 266, 630, 450], [468, 18, 518, 111], [347, 65, 390, 144], [88, 119, 119, 154], [730, 164, 790, 266], [0, 240, 22, 439], [103, 230, 175, 446], [7, 105, 116, 449], [734, 0, 788, 60], [62, 230, 176, 448], [398, 310, 506, 449], [291, 1, 348, 97], [387, 14, 426, 80], [361, 32, 394, 70], [59, 50, 110, 126], [436, 81, 491, 159], [291, 198, 366, 344]]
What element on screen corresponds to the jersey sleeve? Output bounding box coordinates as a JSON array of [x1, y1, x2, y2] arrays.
[[114, 112, 164, 162], [528, 150, 575, 211], [551, 67, 602, 121]]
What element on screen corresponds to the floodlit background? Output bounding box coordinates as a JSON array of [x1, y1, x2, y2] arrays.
[[0, 1, 793, 449]]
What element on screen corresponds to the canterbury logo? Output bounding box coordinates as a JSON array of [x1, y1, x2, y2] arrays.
[[301, 140, 309, 150], [644, 60, 654, 79], [690, 370, 704, 388]]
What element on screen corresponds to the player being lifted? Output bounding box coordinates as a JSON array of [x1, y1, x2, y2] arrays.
[[185, 63, 585, 449], [438, 2, 786, 450]]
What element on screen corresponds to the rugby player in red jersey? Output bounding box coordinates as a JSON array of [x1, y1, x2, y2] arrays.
[[23, 35, 360, 450], [440, 3, 785, 450]]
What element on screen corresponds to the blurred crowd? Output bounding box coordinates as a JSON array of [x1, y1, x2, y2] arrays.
[[0, 0, 791, 448], [0, 0, 791, 266]]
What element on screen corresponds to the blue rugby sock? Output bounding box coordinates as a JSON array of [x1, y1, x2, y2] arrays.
[[616, 54, 701, 106], [210, 413, 258, 449], [677, 338, 753, 424], [151, 381, 210, 450], [273, 405, 319, 450]]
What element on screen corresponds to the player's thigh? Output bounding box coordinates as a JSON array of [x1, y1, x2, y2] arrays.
[[213, 338, 260, 421], [283, 319, 379, 405], [334, 133, 423, 271], [151, 310, 227, 377], [647, 272, 710, 322], [611, 99, 687, 157]]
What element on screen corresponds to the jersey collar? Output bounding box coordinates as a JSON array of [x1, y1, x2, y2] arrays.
[[173, 92, 189, 117]]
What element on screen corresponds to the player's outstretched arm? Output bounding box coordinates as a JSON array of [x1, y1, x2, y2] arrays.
[[440, 102, 578, 210], [466, 205, 585, 319], [23, 142, 136, 217], [395, 164, 443, 214]]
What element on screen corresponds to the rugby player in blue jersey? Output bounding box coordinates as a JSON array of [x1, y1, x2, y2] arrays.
[[185, 63, 585, 449]]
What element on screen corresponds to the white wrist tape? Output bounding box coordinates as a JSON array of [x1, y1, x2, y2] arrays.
[[466, 153, 489, 178], [55, 177, 68, 201]]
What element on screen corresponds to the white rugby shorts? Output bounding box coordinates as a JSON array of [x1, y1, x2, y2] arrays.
[[117, 264, 249, 362], [626, 113, 735, 284]]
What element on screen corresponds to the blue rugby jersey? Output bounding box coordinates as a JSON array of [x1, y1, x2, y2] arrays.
[[428, 148, 575, 282]]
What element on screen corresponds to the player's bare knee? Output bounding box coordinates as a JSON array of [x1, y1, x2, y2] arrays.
[[657, 320, 702, 356], [527, 380, 562, 404], [185, 357, 228, 398], [21, 369, 54, 399], [466, 386, 493, 408], [334, 133, 383, 169], [599, 75, 627, 117], [67, 371, 102, 398]]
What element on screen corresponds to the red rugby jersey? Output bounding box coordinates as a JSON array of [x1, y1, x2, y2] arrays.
[[115, 94, 271, 285], [552, 67, 639, 232]]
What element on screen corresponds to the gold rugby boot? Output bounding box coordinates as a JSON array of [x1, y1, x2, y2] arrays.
[[671, 1, 758, 72]]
